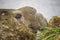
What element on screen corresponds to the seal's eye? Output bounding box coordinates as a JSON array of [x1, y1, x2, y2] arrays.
[[15, 14, 22, 19]]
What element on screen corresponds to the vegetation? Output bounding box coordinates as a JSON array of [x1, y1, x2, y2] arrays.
[[36, 27, 60, 40], [36, 16, 60, 40], [48, 16, 60, 28]]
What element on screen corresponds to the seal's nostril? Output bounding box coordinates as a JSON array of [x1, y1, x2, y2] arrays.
[[28, 23, 35, 30], [15, 14, 22, 19]]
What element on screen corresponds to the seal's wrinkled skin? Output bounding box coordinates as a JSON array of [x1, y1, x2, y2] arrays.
[[18, 6, 47, 29], [0, 6, 47, 40], [35, 13, 47, 29], [18, 6, 36, 17], [0, 10, 36, 40], [18, 7, 40, 33]]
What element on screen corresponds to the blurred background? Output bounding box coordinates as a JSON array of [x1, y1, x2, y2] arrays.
[[0, 0, 60, 20]]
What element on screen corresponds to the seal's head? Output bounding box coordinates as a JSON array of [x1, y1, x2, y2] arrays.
[[0, 9, 37, 40]]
